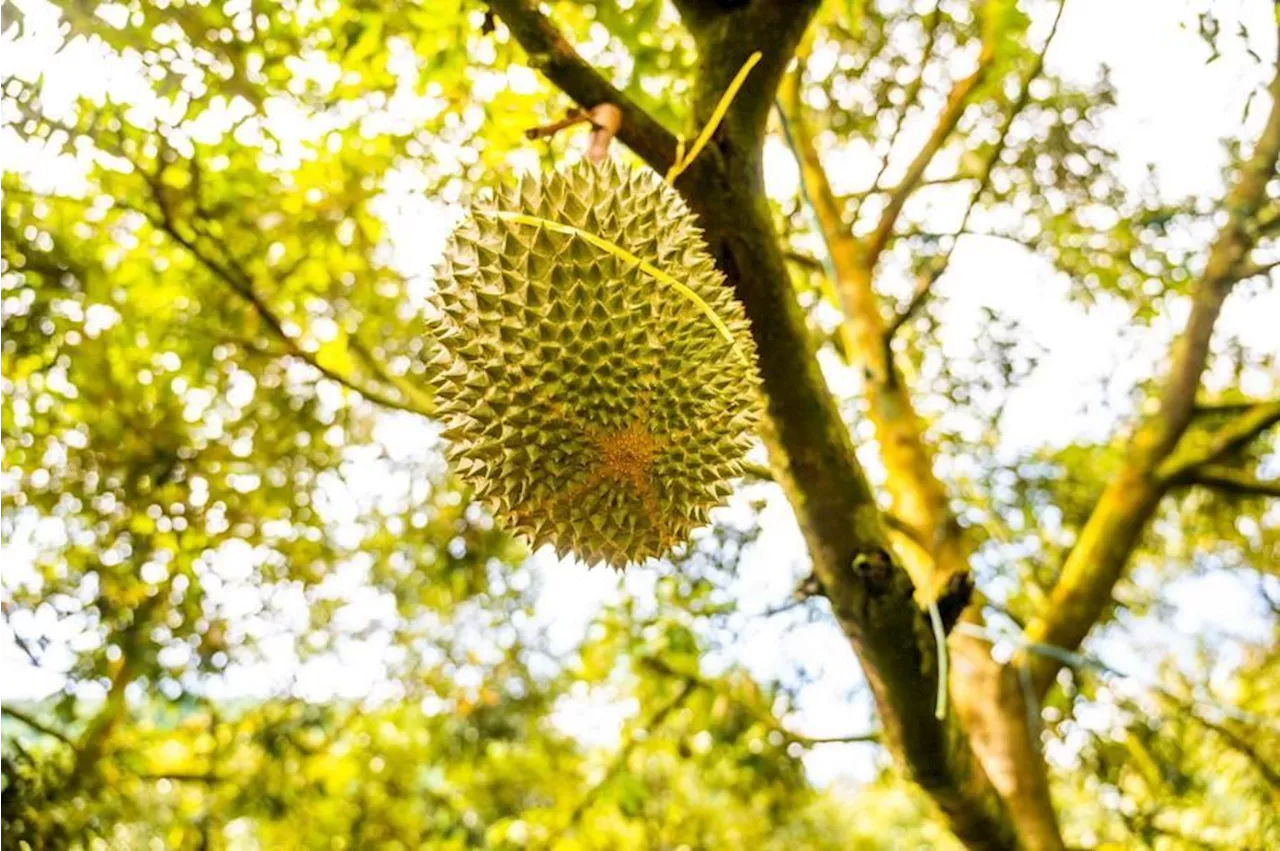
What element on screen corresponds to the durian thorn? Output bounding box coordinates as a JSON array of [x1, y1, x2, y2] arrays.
[[665, 50, 763, 184], [480, 209, 749, 364], [547, 468, 608, 513], [663, 427, 693, 444], [635, 392, 658, 437], [546, 422, 667, 530], [635, 479, 669, 544]]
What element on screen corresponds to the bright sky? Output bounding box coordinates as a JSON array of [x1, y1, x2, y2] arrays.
[[2, 0, 1278, 788]]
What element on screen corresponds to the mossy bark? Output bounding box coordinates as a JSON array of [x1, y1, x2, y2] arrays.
[[688, 158, 1017, 850], [778, 69, 1064, 851], [662, 7, 1020, 848]]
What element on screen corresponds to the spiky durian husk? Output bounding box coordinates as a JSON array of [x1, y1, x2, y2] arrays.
[[428, 160, 761, 568]]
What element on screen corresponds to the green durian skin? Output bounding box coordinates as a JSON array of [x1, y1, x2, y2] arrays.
[[427, 160, 762, 568]]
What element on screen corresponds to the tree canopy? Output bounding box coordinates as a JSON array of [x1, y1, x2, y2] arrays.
[[2, 0, 1278, 849]]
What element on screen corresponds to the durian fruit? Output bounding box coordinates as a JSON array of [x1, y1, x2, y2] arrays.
[[427, 160, 762, 569]]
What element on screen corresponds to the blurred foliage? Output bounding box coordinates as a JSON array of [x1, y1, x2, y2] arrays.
[[2, 0, 1278, 849]]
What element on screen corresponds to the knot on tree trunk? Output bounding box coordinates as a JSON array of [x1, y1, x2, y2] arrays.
[[851, 548, 897, 596]]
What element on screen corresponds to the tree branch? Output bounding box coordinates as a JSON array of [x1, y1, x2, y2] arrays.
[[2, 706, 76, 748], [778, 61, 963, 599], [778, 18, 1051, 849], [1193, 396, 1276, 417], [1158, 401, 1280, 483], [887, 0, 1067, 340], [486, 0, 679, 173], [862, 25, 998, 268], [1230, 255, 1279, 282], [1023, 35, 1280, 699], [850, 3, 945, 228], [1173, 464, 1280, 499]]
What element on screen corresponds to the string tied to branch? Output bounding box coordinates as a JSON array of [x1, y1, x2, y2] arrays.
[[665, 51, 762, 184]]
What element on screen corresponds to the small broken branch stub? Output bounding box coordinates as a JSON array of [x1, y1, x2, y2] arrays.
[[524, 103, 623, 163]]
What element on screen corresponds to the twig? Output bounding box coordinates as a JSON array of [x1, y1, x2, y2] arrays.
[[24, 109, 428, 418], [841, 173, 977, 205], [639, 656, 878, 748], [2, 706, 76, 748], [1120, 812, 1239, 850], [862, 7, 1003, 267], [1171, 464, 1280, 499], [955, 622, 1280, 732], [886, 0, 1068, 340], [1231, 255, 1279, 282], [115, 197, 427, 417], [525, 108, 591, 139], [782, 250, 825, 271], [486, 0, 679, 173], [137, 771, 225, 784], [548, 682, 695, 843], [850, 1, 945, 228], [348, 336, 434, 416], [756, 574, 822, 618], [525, 104, 623, 164], [1180, 708, 1280, 793]]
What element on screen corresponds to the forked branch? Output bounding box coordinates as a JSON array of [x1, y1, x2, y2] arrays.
[[1022, 35, 1280, 699], [1173, 465, 1280, 499], [862, 18, 999, 267], [887, 0, 1067, 340], [486, 0, 679, 172], [1158, 401, 1280, 483]]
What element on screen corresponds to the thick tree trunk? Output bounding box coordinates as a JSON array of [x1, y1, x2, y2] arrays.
[[684, 133, 1019, 851], [779, 76, 1065, 850]]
